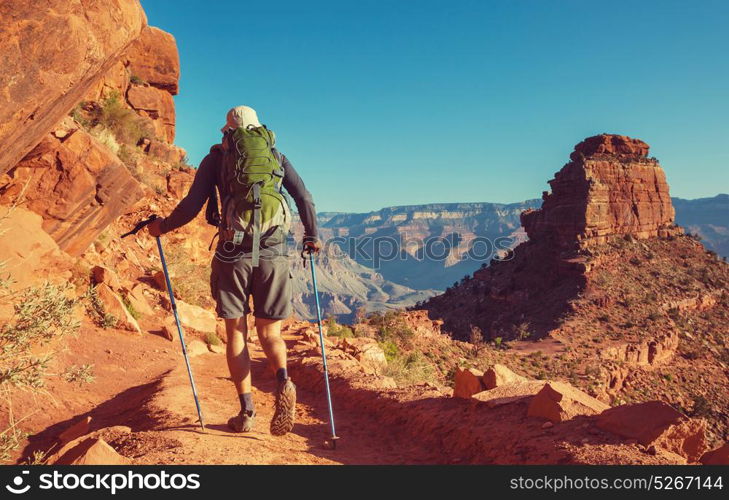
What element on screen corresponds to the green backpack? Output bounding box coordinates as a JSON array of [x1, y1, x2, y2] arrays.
[[219, 125, 291, 266]]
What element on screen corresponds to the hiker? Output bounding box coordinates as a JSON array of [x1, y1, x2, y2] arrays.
[[147, 105, 320, 436]]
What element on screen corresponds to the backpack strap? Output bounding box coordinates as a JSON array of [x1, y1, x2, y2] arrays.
[[250, 183, 262, 267]]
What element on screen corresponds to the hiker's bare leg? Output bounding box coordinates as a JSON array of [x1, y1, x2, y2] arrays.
[[256, 317, 286, 371], [225, 317, 251, 394]]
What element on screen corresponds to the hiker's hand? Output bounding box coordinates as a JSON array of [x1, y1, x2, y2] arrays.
[[303, 237, 321, 254], [147, 218, 164, 237]]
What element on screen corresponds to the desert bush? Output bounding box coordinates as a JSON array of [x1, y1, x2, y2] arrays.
[[513, 321, 532, 340], [130, 74, 147, 85], [369, 311, 414, 344], [378, 340, 399, 362], [324, 317, 354, 338], [69, 101, 91, 128], [62, 364, 95, 385], [381, 351, 434, 386], [84, 286, 117, 329], [121, 295, 140, 321], [88, 126, 121, 155], [1, 283, 78, 387], [469, 325, 484, 345], [98, 91, 152, 146], [0, 277, 79, 462], [204, 331, 222, 347]]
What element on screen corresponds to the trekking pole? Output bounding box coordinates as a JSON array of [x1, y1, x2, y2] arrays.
[[122, 215, 206, 433], [304, 249, 339, 449]]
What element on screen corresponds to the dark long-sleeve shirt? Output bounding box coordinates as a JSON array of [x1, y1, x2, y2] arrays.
[[160, 146, 318, 239]]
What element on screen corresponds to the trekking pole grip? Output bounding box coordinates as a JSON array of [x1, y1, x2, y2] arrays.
[[121, 214, 158, 238]]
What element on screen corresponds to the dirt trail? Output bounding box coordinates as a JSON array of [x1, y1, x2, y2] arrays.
[[122, 336, 438, 465], [21, 326, 439, 465]]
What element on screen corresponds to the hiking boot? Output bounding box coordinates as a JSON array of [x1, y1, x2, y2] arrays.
[[228, 410, 256, 433], [270, 378, 296, 436]]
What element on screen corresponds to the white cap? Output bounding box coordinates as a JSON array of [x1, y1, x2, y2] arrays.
[[221, 105, 261, 133]]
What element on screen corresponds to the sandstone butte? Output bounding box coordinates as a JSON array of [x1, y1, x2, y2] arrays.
[[520, 134, 682, 248]]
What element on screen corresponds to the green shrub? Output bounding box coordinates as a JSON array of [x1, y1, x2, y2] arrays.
[[121, 295, 140, 321], [1, 282, 78, 387], [62, 364, 95, 385], [381, 351, 434, 386], [324, 317, 354, 338], [130, 74, 147, 85], [98, 91, 152, 146], [513, 321, 531, 340], [205, 331, 222, 347], [379, 340, 399, 362], [84, 286, 117, 329]]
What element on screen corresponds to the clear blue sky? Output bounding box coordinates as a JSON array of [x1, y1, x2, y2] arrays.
[[142, 0, 729, 213]]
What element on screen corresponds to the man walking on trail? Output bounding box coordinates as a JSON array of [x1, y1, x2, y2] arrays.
[[148, 105, 320, 436]]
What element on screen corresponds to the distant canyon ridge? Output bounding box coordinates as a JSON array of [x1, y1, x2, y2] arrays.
[[290, 194, 728, 322]]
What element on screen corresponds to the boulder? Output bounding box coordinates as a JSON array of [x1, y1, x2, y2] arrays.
[[152, 270, 169, 291], [483, 364, 527, 389], [527, 381, 609, 423], [208, 343, 225, 354], [0, 207, 74, 290], [91, 265, 122, 290], [51, 437, 129, 465], [453, 367, 484, 399], [4, 129, 144, 256], [521, 134, 681, 247], [95, 283, 141, 333], [176, 300, 216, 334], [700, 442, 729, 465], [186, 339, 209, 357], [125, 26, 180, 95], [472, 380, 546, 408], [123, 283, 154, 317], [597, 401, 707, 462], [0, 0, 146, 175], [339, 337, 387, 369], [161, 317, 176, 341]]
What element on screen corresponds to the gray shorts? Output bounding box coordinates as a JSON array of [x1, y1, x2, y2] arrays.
[[209, 228, 293, 320]]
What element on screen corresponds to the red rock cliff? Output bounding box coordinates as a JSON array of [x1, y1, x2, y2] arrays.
[[1, 8, 184, 257], [0, 0, 147, 175]]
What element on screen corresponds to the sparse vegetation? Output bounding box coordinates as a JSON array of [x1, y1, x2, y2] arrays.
[[382, 351, 435, 386], [62, 364, 95, 385], [121, 295, 140, 321], [163, 245, 213, 309], [0, 266, 80, 462], [84, 286, 117, 329], [204, 331, 222, 347], [97, 91, 152, 146], [1, 282, 78, 387], [324, 317, 354, 338], [130, 74, 147, 85], [513, 321, 532, 340]]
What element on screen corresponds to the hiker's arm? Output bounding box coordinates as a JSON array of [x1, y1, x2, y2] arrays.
[[281, 154, 318, 240], [158, 153, 217, 234]]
